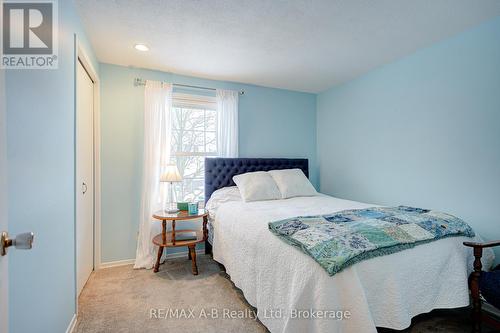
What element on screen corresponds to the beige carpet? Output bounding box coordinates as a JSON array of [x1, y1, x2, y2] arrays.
[[75, 254, 486, 333]]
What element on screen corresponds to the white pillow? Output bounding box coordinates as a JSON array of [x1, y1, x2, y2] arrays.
[[232, 171, 281, 202], [268, 169, 317, 199]]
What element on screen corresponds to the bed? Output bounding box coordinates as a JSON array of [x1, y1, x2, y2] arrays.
[[204, 157, 494, 333]]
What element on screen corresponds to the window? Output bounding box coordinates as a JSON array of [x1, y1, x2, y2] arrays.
[[170, 92, 217, 203]]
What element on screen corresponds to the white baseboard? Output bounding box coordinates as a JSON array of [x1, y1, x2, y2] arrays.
[[66, 314, 77, 333], [99, 249, 205, 269], [166, 249, 205, 259], [98, 258, 136, 269]]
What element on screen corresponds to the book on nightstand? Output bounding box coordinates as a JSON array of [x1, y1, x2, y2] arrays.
[[175, 232, 198, 241]]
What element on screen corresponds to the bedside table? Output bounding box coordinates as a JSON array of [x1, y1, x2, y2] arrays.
[[152, 209, 208, 275]]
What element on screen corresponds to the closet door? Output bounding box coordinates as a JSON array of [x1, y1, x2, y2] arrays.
[[76, 60, 94, 297]]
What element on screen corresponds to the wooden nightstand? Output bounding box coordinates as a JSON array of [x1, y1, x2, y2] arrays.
[[152, 209, 208, 275]]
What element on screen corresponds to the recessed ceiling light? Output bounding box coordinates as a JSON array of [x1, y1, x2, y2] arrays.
[[134, 44, 149, 52]]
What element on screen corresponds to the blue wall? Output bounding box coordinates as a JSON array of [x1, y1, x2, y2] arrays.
[[100, 63, 317, 263], [317, 17, 500, 261], [5, 1, 98, 332]]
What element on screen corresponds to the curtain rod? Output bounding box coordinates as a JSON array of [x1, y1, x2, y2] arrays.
[[133, 78, 245, 95]]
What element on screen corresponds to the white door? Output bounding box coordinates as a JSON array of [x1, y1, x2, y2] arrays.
[[76, 60, 94, 296], [0, 67, 8, 333]]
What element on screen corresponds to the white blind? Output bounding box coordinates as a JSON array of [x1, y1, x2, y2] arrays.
[[172, 92, 216, 109]]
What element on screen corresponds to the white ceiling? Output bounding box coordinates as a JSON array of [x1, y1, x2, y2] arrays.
[[76, 0, 500, 93]]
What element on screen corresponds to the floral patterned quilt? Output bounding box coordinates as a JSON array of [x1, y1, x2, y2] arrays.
[[268, 206, 475, 276]]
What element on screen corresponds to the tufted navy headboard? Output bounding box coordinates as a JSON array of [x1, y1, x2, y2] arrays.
[[204, 158, 309, 203]]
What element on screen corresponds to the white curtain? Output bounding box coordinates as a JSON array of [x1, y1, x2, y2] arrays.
[[134, 80, 173, 269], [216, 89, 239, 157]]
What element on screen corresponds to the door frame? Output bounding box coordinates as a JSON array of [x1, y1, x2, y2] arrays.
[[75, 36, 101, 307]]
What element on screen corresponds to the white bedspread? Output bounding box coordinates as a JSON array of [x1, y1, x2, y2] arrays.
[[211, 194, 494, 333]]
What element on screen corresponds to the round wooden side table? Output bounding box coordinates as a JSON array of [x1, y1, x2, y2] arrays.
[[152, 209, 208, 275]]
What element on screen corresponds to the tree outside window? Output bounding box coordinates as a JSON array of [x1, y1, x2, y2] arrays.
[[170, 93, 217, 203]]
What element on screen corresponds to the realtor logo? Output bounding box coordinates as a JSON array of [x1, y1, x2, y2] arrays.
[[1, 0, 58, 69]]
